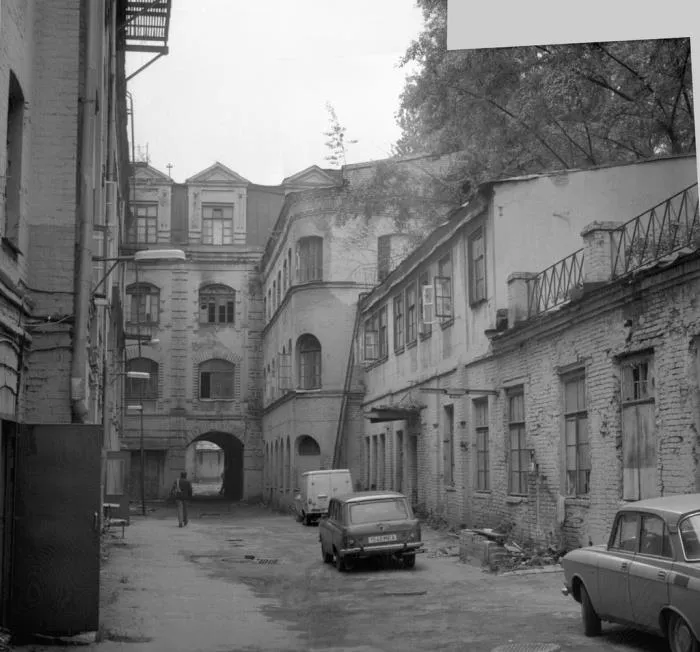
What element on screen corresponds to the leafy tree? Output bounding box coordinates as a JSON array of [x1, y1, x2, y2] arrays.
[[341, 0, 694, 228]]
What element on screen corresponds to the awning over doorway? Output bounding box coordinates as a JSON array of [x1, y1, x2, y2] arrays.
[[365, 406, 422, 423]]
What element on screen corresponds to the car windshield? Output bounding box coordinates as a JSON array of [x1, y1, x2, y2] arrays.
[[679, 513, 700, 561], [349, 499, 408, 524]]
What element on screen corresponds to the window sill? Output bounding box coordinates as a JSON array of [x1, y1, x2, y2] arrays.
[[394, 346, 405, 356], [505, 495, 528, 504], [565, 496, 590, 507], [474, 490, 491, 497], [444, 486, 457, 493], [419, 331, 432, 341], [1, 237, 21, 258], [439, 318, 454, 330], [469, 298, 487, 308], [198, 322, 235, 327], [198, 398, 237, 403], [406, 340, 417, 350], [363, 356, 388, 371]]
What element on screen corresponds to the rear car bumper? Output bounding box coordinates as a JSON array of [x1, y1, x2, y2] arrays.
[[341, 542, 424, 558]]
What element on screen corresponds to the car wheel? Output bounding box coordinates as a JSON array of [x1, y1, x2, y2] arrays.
[[668, 613, 700, 652], [580, 584, 601, 637], [402, 554, 416, 569], [303, 513, 312, 526], [334, 549, 346, 572]]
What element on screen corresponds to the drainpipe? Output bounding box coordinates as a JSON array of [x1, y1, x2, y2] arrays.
[[71, 0, 99, 423]]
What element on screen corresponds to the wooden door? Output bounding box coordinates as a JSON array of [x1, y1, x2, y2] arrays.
[[11, 424, 101, 636], [104, 451, 130, 520]]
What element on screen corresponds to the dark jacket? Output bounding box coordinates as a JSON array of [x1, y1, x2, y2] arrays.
[[173, 477, 193, 498]]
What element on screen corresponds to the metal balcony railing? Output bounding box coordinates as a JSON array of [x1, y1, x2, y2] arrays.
[[611, 183, 699, 278], [527, 248, 584, 317]]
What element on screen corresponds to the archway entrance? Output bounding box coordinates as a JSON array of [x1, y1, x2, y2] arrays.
[[188, 432, 244, 501]]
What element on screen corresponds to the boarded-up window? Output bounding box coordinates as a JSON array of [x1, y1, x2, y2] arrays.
[[474, 398, 489, 491], [564, 372, 590, 496], [443, 404, 455, 485], [508, 388, 528, 495], [621, 354, 657, 500]]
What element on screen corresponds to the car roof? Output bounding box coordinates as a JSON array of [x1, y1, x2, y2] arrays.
[[618, 493, 700, 521], [334, 490, 406, 504]]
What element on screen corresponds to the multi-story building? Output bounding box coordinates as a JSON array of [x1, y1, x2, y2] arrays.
[[351, 154, 699, 547], [259, 156, 456, 510], [0, 0, 167, 636], [121, 161, 282, 501]]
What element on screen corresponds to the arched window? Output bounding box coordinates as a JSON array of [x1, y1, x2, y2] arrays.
[[199, 359, 235, 399], [287, 249, 292, 286], [126, 283, 160, 324], [199, 284, 235, 324], [297, 435, 320, 456], [297, 334, 321, 389], [277, 270, 282, 305], [295, 236, 323, 283], [126, 358, 158, 399], [272, 280, 277, 310]]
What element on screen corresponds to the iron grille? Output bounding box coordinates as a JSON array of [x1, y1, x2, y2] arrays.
[[527, 248, 584, 317], [611, 183, 699, 278], [123, 0, 172, 53]]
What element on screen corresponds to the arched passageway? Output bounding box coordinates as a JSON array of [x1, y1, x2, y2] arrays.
[[188, 431, 244, 500]]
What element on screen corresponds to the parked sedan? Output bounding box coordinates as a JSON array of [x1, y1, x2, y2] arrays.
[[561, 493, 700, 652], [318, 490, 423, 571]]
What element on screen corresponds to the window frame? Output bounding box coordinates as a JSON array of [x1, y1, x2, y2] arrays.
[[125, 358, 159, 400], [199, 358, 236, 400], [393, 294, 404, 352], [563, 371, 590, 497], [474, 397, 490, 492], [199, 284, 235, 325], [507, 387, 528, 496], [296, 236, 323, 283], [405, 281, 417, 345], [298, 334, 322, 389], [201, 203, 234, 245], [468, 226, 487, 304], [435, 254, 453, 321], [419, 270, 433, 337], [129, 202, 158, 244], [127, 283, 160, 325]]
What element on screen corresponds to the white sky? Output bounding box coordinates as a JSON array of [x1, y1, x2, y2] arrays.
[[125, 0, 424, 185]]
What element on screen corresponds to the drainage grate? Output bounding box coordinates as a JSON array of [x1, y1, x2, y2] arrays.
[[257, 558, 279, 565], [491, 644, 561, 652]]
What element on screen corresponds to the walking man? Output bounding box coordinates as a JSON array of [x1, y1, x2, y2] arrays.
[[172, 471, 193, 527]]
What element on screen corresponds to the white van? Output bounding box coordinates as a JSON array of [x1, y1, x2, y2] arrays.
[[295, 469, 353, 525]]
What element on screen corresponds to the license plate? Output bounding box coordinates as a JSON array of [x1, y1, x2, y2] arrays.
[[368, 534, 397, 544]]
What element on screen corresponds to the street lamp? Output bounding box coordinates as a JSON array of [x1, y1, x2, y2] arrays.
[[93, 248, 185, 517]]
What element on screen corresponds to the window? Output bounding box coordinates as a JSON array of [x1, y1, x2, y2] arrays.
[[393, 294, 404, 351], [620, 354, 656, 500], [443, 404, 455, 485], [199, 284, 235, 324], [298, 334, 321, 389], [364, 316, 378, 361], [474, 398, 489, 491], [287, 249, 293, 286], [267, 289, 272, 318], [4, 72, 24, 245], [377, 306, 388, 359], [349, 498, 408, 524], [199, 359, 235, 399], [127, 283, 160, 324], [419, 271, 433, 336], [639, 514, 672, 558], [435, 254, 453, 320], [609, 512, 639, 552], [129, 203, 158, 244], [125, 358, 158, 400], [298, 435, 320, 456], [405, 282, 417, 344], [296, 236, 323, 283], [469, 227, 487, 303], [679, 514, 700, 561], [564, 372, 590, 496], [278, 350, 292, 391], [508, 388, 528, 495], [277, 271, 282, 305], [283, 259, 288, 291], [202, 204, 234, 245], [272, 281, 277, 310]]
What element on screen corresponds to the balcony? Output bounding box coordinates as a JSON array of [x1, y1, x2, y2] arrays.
[[122, 0, 172, 54]]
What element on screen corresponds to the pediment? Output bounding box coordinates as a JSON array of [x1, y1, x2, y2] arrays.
[[186, 161, 250, 185], [133, 163, 171, 183], [283, 165, 340, 189]]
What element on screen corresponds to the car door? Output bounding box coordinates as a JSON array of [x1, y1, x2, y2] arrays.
[[596, 511, 638, 622], [627, 513, 672, 632]]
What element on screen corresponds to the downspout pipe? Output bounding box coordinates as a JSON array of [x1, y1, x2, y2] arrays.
[[71, 0, 99, 423]]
